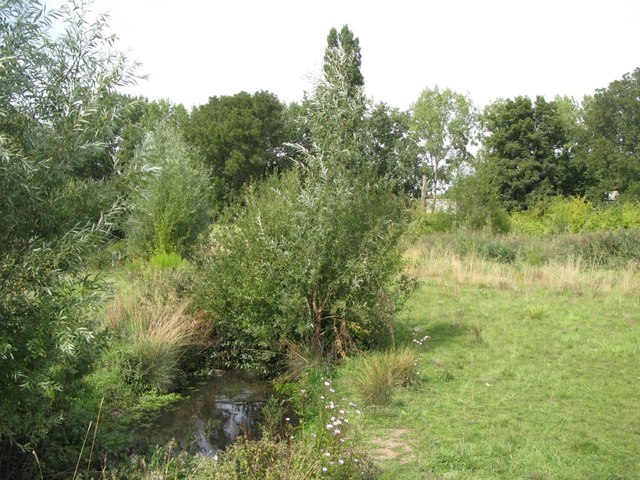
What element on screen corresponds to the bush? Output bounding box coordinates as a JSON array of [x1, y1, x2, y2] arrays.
[[195, 161, 407, 371], [409, 207, 455, 235], [509, 198, 640, 235], [510, 209, 545, 235], [0, 1, 137, 470], [544, 196, 591, 233], [449, 172, 511, 233]]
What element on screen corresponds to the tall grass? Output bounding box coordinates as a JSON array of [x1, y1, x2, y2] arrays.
[[353, 348, 418, 406], [105, 276, 211, 393], [405, 233, 640, 296]]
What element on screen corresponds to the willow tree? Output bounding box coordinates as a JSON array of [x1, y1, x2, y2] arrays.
[[196, 26, 408, 367], [0, 0, 138, 471]]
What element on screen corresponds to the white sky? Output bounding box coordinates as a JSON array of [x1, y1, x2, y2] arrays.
[[46, 0, 640, 110]]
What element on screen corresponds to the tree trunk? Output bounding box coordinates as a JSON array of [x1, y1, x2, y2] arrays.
[[431, 162, 438, 213], [421, 175, 428, 210], [311, 287, 324, 357]]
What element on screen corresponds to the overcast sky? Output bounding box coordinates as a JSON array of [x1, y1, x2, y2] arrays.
[[47, 0, 640, 110]]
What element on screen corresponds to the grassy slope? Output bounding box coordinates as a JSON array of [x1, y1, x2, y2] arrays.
[[341, 253, 640, 479]]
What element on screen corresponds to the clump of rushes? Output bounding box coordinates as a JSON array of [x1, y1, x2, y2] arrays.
[[355, 347, 420, 406]]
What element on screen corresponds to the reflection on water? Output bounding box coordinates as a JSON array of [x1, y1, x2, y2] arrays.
[[150, 370, 272, 457]]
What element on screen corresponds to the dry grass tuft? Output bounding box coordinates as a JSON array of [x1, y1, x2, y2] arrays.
[[104, 277, 212, 392]]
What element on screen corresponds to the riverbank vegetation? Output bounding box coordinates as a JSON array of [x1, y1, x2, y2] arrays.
[[2, 1, 639, 478]]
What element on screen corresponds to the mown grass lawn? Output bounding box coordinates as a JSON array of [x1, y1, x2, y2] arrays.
[[339, 255, 640, 479]]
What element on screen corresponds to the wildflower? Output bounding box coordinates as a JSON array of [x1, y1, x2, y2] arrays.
[[326, 424, 334, 430], [324, 452, 331, 457], [333, 428, 341, 435], [355, 409, 361, 415], [322, 467, 328, 473], [285, 417, 290, 422], [338, 459, 344, 465], [329, 387, 335, 393], [324, 381, 331, 386]]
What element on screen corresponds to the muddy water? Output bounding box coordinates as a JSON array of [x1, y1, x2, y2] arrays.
[[149, 370, 272, 456]]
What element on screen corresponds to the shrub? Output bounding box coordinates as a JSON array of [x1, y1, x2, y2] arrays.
[[544, 196, 591, 233], [409, 208, 455, 235], [510, 209, 545, 235], [195, 165, 407, 371], [449, 170, 511, 233], [0, 0, 138, 470], [621, 202, 640, 228]]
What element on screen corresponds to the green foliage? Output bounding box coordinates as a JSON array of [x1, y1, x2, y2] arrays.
[[544, 196, 591, 233], [196, 164, 406, 370], [194, 28, 408, 370], [149, 251, 184, 269], [125, 120, 211, 258], [509, 208, 546, 235], [307, 55, 368, 168], [509, 197, 640, 235], [449, 170, 511, 233], [480, 96, 577, 211], [324, 25, 364, 97], [366, 103, 419, 195], [183, 91, 286, 205], [0, 0, 138, 468], [578, 68, 640, 200], [409, 208, 455, 235], [411, 86, 476, 207]]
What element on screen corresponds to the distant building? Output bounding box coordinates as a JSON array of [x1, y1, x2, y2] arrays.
[[606, 191, 620, 202], [424, 198, 457, 213]]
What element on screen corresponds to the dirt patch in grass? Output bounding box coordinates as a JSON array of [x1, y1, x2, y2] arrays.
[[369, 428, 413, 460]]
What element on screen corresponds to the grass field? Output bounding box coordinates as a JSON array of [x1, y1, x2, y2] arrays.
[[339, 241, 640, 479]]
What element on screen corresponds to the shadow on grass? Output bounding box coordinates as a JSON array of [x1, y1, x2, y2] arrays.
[[395, 320, 467, 350]]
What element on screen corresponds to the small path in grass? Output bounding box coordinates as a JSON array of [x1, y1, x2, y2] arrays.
[[369, 428, 413, 460]]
